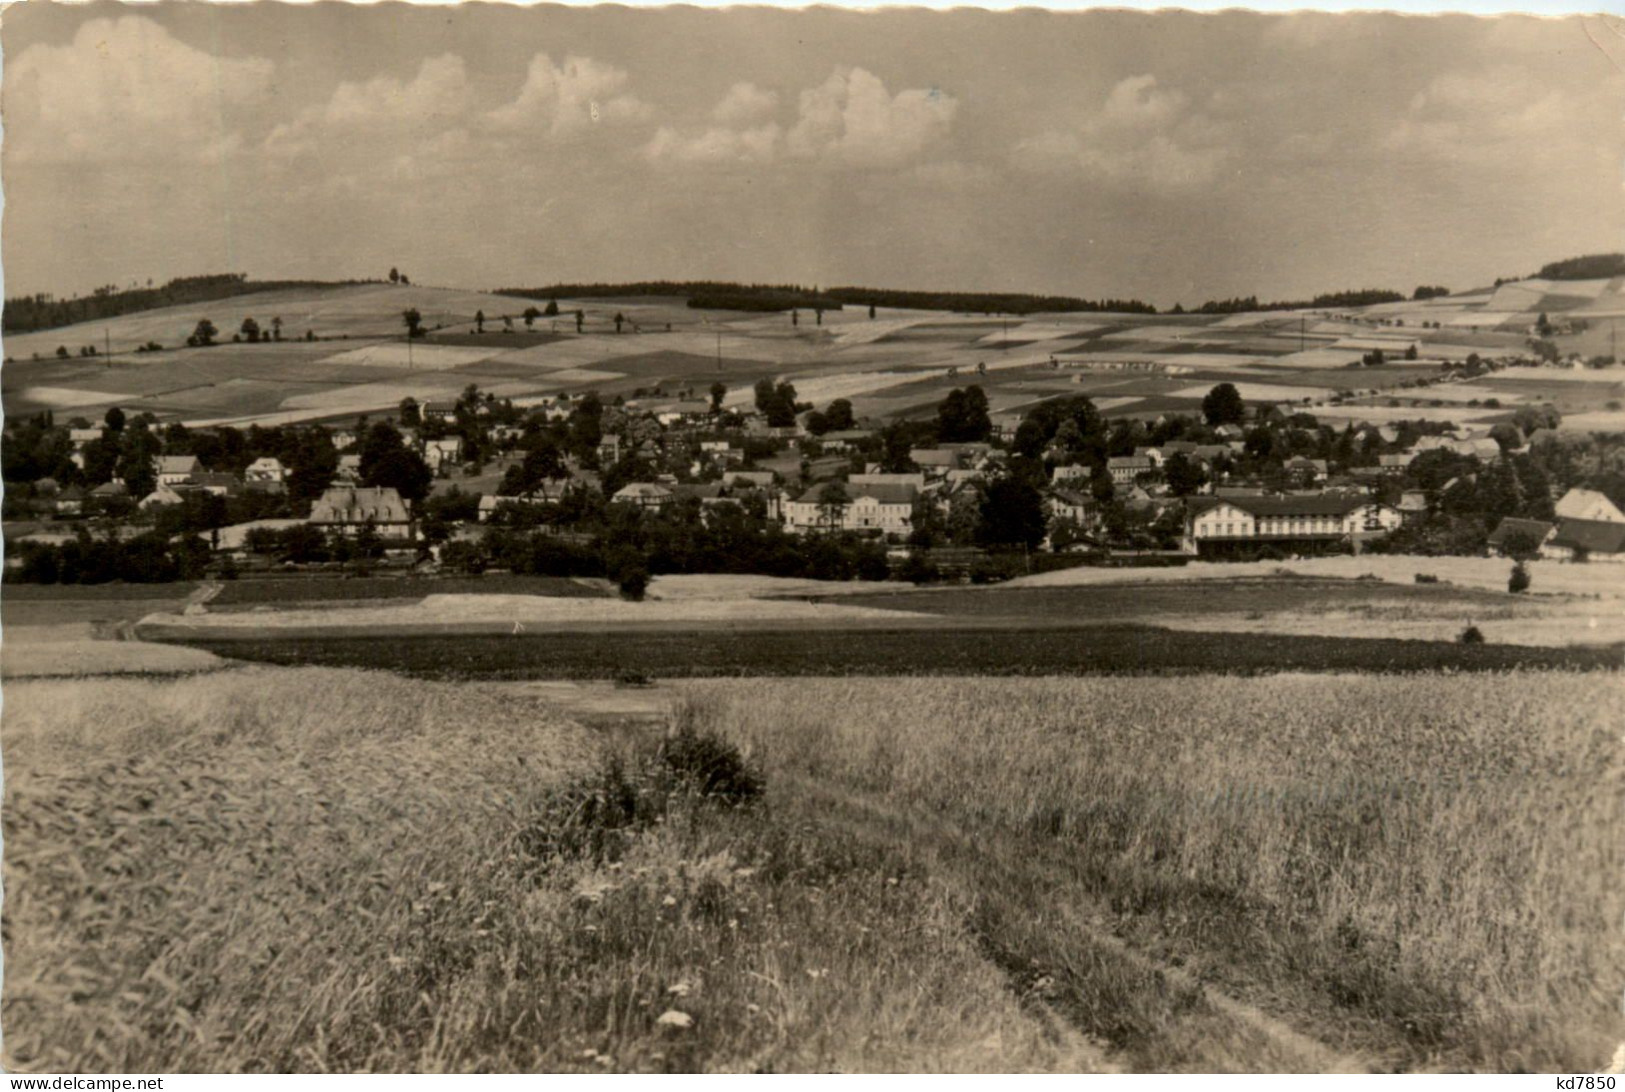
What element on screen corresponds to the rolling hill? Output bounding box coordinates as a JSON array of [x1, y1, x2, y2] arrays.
[[2, 274, 1617, 432]]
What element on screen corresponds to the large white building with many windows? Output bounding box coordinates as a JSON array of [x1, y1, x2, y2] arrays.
[[783, 482, 918, 538], [1183, 495, 1401, 554]]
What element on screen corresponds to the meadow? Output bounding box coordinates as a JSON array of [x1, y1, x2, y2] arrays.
[[6, 665, 1618, 1071], [682, 673, 1625, 1071], [2, 668, 1094, 1073]]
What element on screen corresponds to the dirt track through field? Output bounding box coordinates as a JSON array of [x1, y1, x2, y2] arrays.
[[780, 773, 1372, 1072]]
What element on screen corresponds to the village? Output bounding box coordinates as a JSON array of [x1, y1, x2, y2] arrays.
[[5, 351, 1622, 592]]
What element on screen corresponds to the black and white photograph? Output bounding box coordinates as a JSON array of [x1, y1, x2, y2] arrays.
[[1, 0, 1622, 1077]]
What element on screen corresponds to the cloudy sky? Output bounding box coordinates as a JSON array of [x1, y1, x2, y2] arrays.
[[3, 4, 1621, 307]]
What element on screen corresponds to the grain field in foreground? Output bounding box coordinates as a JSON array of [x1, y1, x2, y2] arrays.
[[681, 673, 1625, 1072], [7, 667, 1618, 1071], [2, 668, 1095, 1073]]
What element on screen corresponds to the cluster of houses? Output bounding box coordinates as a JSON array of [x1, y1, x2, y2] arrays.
[[35, 445, 292, 518], [138, 454, 289, 510], [23, 383, 1623, 569], [1487, 488, 1625, 563]]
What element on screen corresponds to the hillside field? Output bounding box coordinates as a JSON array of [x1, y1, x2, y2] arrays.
[[11, 280, 1617, 432]]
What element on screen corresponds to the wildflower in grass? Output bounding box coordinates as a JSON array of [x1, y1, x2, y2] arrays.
[[656, 1010, 693, 1029]]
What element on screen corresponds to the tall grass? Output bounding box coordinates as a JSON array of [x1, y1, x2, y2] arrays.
[[3, 668, 1088, 1072], [683, 672, 1625, 1071]]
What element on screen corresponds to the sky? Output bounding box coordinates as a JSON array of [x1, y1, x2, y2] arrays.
[[2, 4, 1621, 308]]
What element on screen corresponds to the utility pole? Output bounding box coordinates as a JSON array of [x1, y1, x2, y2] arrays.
[[716, 328, 723, 372]]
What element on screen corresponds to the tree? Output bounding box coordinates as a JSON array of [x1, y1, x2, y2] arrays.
[[1498, 527, 1544, 561], [753, 378, 799, 427], [709, 381, 728, 412], [399, 396, 421, 427], [878, 423, 916, 473], [286, 428, 339, 507], [545, 299, 560, 317], [575, 309, 585, 333], [978, 477, 1046, 550], [1202, 382, 1246, 427], [240, 317, 261, 343], [403, 308, 424, 338], [389, 267, 401, 284], [271, 316, 283, 341], [823, 398, 856, 433], [614, 312, 626, 334], [1509, 561, 1531, 593], [1163, 453, 1208, 498], [104, 406, 126, 433], [1090, 463, 1116, 506], [190, 319, 218, 347], [1489, 422, 1523, 452], [937, 386, 991, 443], [358, 420, 432, 505], [515, 441, 566, 493], [868, 304, 876, 320], [475, 310, 486, 333], [815, 481, 849, 531], [523, 306, 540, 329]]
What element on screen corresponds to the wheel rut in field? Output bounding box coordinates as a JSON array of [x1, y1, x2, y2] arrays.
[[780, 773, 1371, 1073]]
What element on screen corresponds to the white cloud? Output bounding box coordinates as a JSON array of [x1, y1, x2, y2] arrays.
[[1383, 65, 1617, 158], [646, 69, 952, 170], [4, 15, 273, 165], [1097, 74, 1188, 131], [1014, 74, 1230, 191], [264, 54, 473, 157], [712, 82, 780, 126], [785, 68, 958, 168], [326, 54, 473, 128], [485, 53, 647, 135], [645, 124, 781, 165]]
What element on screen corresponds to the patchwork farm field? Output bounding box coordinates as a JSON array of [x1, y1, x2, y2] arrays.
[[206, 574, 610, 606], [157, 623, 1620, 679], [10, 281, 1604, 432]]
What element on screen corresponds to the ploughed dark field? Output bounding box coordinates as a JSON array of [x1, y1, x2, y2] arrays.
[[163, 624, 1622, 679]]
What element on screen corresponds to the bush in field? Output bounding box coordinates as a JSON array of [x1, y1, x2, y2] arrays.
[[969, 554, 1022, 584], [660, 723, 763, 806], [1459, 625, 1485, 644], [618, 569, 649, 601], [516, 722, 761, 867], [897, 553, 941, 585], [438, 539, 488, 575], [1508, 562, 1531, 594]]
